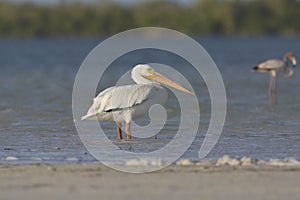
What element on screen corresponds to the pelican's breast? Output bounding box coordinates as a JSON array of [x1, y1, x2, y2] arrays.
[[130, 84, 167, 119]]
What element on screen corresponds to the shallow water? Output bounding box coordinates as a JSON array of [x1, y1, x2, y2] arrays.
[[1, 36, 300, 164]]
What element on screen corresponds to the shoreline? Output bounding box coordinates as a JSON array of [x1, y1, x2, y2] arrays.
[[2, 155, 300, 167], [1, 160, 300, 200]]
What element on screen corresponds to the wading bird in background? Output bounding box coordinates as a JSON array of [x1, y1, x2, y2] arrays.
[[252, 52, 297, 106], [81, 64, 194, 140]]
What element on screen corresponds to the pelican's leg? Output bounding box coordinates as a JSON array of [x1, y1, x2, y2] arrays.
[[269, 71, 276, 107], [117, 123, 122, 140], [126, 122, 131, 140]]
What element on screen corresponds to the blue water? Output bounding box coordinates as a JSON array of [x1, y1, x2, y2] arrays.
[[1, 36, 300, 164]]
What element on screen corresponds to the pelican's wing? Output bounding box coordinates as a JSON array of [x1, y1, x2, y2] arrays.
[[82, 84, 155, 120]]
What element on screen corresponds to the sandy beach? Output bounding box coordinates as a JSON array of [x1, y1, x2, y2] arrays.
[[1, 162, 300, 200]]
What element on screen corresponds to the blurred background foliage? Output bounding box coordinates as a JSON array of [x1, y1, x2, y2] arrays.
[[0, 0, 299, 37]]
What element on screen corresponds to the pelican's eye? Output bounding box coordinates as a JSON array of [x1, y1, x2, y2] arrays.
[[147, 68, 154, 74]]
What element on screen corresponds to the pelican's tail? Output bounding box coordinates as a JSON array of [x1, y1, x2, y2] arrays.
[[81, 114, 97, 120]]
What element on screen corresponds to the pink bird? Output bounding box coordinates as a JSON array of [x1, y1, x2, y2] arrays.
[[252, 52, 297, 106]]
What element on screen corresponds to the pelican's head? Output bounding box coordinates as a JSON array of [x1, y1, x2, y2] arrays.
[[285, 52, 297, 67], [131, 64, 194, 95]]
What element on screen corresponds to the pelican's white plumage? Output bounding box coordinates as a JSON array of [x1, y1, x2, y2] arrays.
[[81, 64, 194, 140], [81, 84, 167, 122]]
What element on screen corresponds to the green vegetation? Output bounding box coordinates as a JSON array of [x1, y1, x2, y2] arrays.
[[0, 0, 300, 37]]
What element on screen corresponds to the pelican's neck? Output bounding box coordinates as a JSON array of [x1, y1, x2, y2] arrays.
[[131, 72, 154, 84], [132, 77, 153, 84]]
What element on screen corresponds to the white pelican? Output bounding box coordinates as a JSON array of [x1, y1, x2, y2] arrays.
[[81, 64, 194, 140], [252, 52, 297, 106]]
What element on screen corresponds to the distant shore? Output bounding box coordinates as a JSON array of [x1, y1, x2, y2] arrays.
[[0, 1, 299, 37], [1, 158, 300, 200]]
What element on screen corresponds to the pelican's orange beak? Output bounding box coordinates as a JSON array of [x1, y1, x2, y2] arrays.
[[143, 69, 195, 95]]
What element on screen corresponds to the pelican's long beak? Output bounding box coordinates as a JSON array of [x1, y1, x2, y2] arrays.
[[143, 70, 195, 95]]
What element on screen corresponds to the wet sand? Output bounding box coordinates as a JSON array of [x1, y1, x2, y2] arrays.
[[1, 163, 300, 200]]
